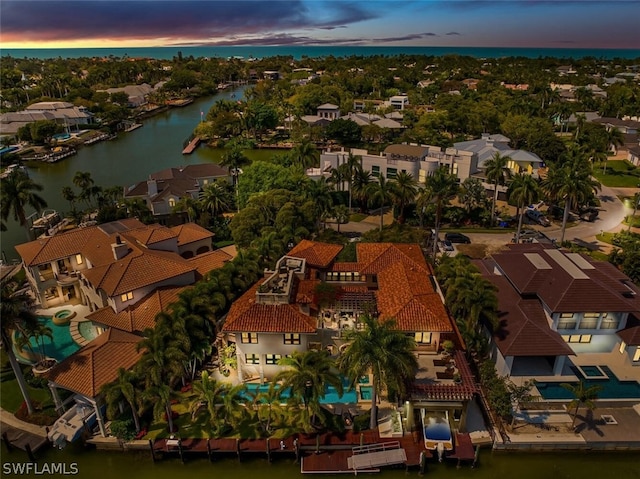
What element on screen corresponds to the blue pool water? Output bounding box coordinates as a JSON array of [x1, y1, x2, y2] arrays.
[[17, 316, 80, 362], [536, 366, 640, 400], [79, 321, 99, 342], [244, 377, 357, 404], [424, 416, 451, 441], [360, 386, 373, 401], [52, 133, 71, 140]]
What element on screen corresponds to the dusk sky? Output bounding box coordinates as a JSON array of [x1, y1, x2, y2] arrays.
[[1, 0, 639, 50]]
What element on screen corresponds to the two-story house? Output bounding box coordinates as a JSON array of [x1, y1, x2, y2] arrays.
[[474, 244, 640, 378]]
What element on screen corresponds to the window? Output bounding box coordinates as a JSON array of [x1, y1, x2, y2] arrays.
[[120, 291, 133, 301], [386, 167, 397, 179], [580, 313, 599, 329], [600, 315, 620, 330], [241, 333, 258, 344], [372, 165, 380, 177], [557, 314, 577, 330], [168, 198, 176, 207], [75, 254, 83, 265], [619, 341, 627, 354], [563, 334, 592, 343], [634, 347, 640, 362], [414, 332, 432, 344], [284, 333, 301, 345], [265, 354, 282, 365], [245, 354, 260, 365]]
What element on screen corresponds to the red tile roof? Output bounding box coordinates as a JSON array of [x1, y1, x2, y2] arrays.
[[223, 282, 317, 333], [86, 286, 186, 333], [287, 240, 343, 268], [188, 249, 232, 276], [171, 223, 214, 246], [618, 325, 640, 346], [46, 329, 144, 398]]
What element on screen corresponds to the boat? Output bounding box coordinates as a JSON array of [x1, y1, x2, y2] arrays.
[[124, 123, 143, 132], [48, 397, 98, 448], [31, 209, 61, 230], [0, 163, 27, 179], [421, 409, 453, 461]]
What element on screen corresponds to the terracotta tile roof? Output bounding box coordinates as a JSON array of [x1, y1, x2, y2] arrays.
[[223, 282, 317, 333], [188, 249, 232, 276], [46, 329, 143, 398], [15, 220, 147, 266], [475, 259, 575, 357], [287, 240, 343, 268], [82, 245, 195, 296], [491, 244, 640, 313], [617, 321, 640, 346], [296, 279, 320, 304], [356, 243, 429, 275], [86, 286, 186, 332], [125, 224, 177, 245], [410, 350, 477, 401], [171, 223, 214, 246]]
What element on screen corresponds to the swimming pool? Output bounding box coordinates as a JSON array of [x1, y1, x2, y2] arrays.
[[78, 321, 99, 342], [52, 133, 71, 141], [16, 316, 80, 363], [244, 377, 358, 404], [536, 366, 640, 400]]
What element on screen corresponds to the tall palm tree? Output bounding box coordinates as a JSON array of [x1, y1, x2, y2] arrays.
[[220, 142, 250, 211], [352, 168, 373, 212], [61, 186, 77, 213], [542, 149, 601, 243], [508, 173, 541, 243], [603, 127, 625, 174], [72, 171, 95, 208], [484, 152, 512, 226], [339, 315, 418, 430], [102, 368, 142, 433], [338, 152, 362, 212], [275, 350, 343, 423], [1, 170, 48, 241], [391, 171, 418, 224], [24, 322, 53, 360], [423, 167, 459, 256], [0, 284, 39, 414], [292, 138, 317, 170], [366, 173, 396, 233], [173, 195, 200, 224], [304, 177, 335, 231], [199, 181, 232, 217], [189, 371, 228, 435], [561, 380, 603, 429]]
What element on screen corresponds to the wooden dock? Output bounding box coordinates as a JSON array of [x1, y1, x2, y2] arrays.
[[182, 136, 201, 154], [1, 422, 49, 458]]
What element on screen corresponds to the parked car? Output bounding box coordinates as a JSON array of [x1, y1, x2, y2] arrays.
[[519, 229, 540, 240], [441, 240, 454, 251], [579, 208, 599, 222], [525, 209, 551, 227], [444, 232, 471, 244]]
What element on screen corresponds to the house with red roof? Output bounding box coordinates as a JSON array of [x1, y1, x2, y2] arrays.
[[223, 240, 476, 428], [475, 244, 640, 378]]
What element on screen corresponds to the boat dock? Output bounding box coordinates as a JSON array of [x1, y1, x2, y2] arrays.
[[1, 422, 49, 459], [182, 136, 201, 154]]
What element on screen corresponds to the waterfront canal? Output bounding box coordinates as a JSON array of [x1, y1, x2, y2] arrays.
[[2, 86, 285, 260], [1, 442, 639, 479]]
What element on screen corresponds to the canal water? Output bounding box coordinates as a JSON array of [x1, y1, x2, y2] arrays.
[[1, 443, 639, 479], [2, 86, 286, 261]]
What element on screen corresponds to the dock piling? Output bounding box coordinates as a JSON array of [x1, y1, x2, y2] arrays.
[[148, 439, 155, 462], [2, 432, 13, 452], [25, 444, 36, 462]]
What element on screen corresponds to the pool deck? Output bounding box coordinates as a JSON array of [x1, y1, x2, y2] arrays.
[[36, 304, 96, 347]]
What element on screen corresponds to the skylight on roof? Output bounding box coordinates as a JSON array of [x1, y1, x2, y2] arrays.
[[524, 253, 552, 269]]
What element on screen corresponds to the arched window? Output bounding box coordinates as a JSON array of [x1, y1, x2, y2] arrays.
[[168, 198, 176, 207]]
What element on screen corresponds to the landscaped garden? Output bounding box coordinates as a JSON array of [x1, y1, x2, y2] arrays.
[[593, 160, 640, 188]]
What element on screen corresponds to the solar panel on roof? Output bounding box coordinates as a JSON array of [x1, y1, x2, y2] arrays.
[[524, 253, 552, 269], [545, 249, 589, 279], [565, 253, 596, 270]]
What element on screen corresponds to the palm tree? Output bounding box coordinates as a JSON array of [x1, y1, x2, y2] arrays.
[[561, 380, 603, 429], [333, 204, 350, 233], [304, 177, 335, 231], [603, 127, 625, 174], [61, 186, 77, 213], [423, 167, 459, 256], [366, 173, 396, 233], [102, 368, 142, 433], [339, 315, 418, 430], [220, 142, 250, 211], [172, 195, 200, 223], [199, 181, 232, 217], [508, 173, 541, 243], [484, 152, 512, 226], [542, 148, 601, 243], [249, 382, 285, 436], [189, 371, 227, 435], [1, 170, 48, 241], [0, 283, 39, 414], [275, 350, 343, 423], [72, 171, 95, 208], [338, 152, 362, 212], [391, 171, 418, 223], [351, 168, 373, 212], [24, 322, 53, 360], [292, 138, 318, 170]]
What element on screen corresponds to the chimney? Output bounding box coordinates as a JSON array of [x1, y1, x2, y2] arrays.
[[111, 238, 129, 260], [147, 176, 158, 197]]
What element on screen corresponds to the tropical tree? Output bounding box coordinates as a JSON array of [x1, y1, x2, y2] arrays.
[[458, 177, 488, 214], [172, 195, 201, 224], [102, 368, 142, 433], [339, 315, 418, 430], [484, 152, 512, 226], [61, 186, 77, 213], [220, 142, 250, 211], [391, 171, 418, 223], [0, 283, 39, 414], [508, 173, 541, 243], [199, 181, 233, 218], [304, 176, 334, 231], [23, 321, 53, 360], [366, 173, 396, 233], [561, 380, 603, 429], [351, 168, 373, 212], [189, 371, 228, 435], [423, 167, 459, 256], [338, 152, 362, 211], [1, 170, 48, 241], [292, 138, 318, 170], [249, 382, 285, 436], [72, 171, 96, 208], [542, 148, 601, 243], [275, 350, 343, 425], [603, 127, 625, 174]]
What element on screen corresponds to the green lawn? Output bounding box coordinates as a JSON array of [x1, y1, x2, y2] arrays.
[[596, 232, 616, 245], [349, 213, 367, 222], [593, 160, 640, 188], [0, 371, 55, 413]]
